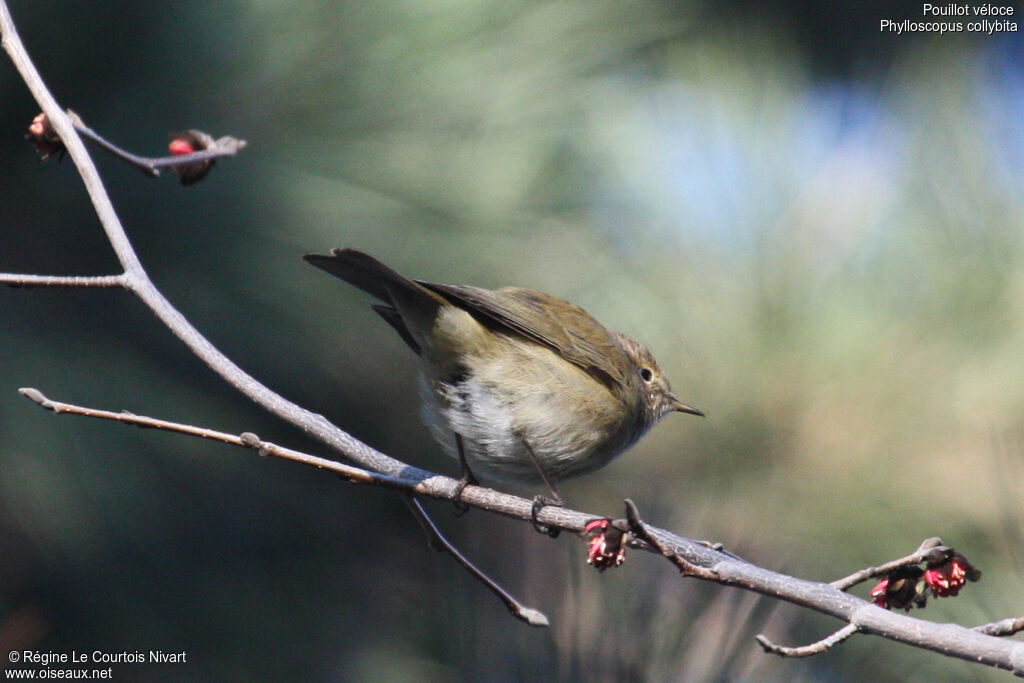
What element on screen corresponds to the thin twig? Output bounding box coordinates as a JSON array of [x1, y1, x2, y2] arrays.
[[17, 387, 405, 487], [974, 616, 1024, 637], [624, 499, 719, 580], [831, 538, 945, 591], [403, 497, 549, 627], [71, 119, 158, 177], [73, 118, 245, 177], [14, 387, 587, 533], [756, 624, 859, 658], [0, 273, 127, 288]]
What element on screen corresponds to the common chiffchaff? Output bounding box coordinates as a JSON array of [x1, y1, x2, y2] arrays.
[[304, 248, 702, 490]]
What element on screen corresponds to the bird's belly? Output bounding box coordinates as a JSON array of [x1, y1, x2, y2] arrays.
[[418, 374, 635, 486]]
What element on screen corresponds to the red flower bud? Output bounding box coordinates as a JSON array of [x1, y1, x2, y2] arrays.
[[868, 567, 925, 611], [25, 113, 64, 160], [168, 138, 197, 156], [924, 554, 971, 598], [168, 130, 217, 185], [870, 579, 890, 608], [584, 519, 626, 571]]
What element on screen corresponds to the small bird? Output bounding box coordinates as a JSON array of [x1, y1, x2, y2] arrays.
[[304, 248, 702, 504]]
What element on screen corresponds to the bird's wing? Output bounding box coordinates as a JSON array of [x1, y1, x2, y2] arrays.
[[420, 282, 628, 389]]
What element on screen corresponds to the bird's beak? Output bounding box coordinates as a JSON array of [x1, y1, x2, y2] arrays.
[[670, 396, 705, 417]]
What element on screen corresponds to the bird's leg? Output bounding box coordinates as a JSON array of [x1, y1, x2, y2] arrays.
[[451, 432, 477, 515], [519, 435, 563, 538]]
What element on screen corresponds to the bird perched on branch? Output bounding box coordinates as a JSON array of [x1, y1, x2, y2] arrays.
[[305, 248, 702, 524]]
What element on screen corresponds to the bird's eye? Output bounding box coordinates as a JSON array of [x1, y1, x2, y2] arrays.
[[640, 367, 653, 382]]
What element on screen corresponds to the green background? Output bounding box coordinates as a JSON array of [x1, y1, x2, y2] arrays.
[[2, 1, 1023, 680]]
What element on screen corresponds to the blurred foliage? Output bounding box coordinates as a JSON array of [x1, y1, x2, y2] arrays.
[[2, 1, 1023, 680]]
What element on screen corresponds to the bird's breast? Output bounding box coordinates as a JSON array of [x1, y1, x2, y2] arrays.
[[417, 333, 645, 484]]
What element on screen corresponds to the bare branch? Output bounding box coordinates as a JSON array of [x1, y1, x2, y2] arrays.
[[756, 624, 859, 658], [403, 497, 549, 627], [832, 537, 946, 591], [14, 387, 602, 537], [72, 117, 245, 178], [0, 273, 128, 288], [19, 386, 369, 473], [16, 387, 468, 499], [625, 499, 719, 580], [69, 115, 156, 178], [975, 616, 1024, 638]]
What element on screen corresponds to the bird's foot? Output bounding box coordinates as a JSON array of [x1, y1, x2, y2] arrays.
[[531, 494, 564, 538]]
